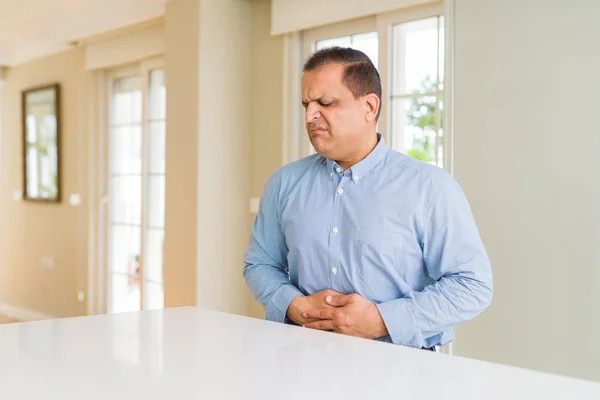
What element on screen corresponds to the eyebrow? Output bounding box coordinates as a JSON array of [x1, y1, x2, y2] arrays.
[[302, 96, 335, 108], [302, 95, 321, 108]]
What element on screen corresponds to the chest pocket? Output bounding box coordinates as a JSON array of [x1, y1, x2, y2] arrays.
[[355, 228, 404, 297], [354, 227, 408, 300], [355, 226, 405, 257]]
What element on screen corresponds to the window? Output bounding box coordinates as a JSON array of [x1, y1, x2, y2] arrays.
[[315, 32, 379, 70], [305, 32, 379, 156], [389, 16, 444, 168], [106, 59, 166, 313], [295, 4, 447, 169], [144, 69, 166, 310], [301, 17, 379, 156]]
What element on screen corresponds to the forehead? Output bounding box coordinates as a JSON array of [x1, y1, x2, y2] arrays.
[[301, 63, 348, 96]]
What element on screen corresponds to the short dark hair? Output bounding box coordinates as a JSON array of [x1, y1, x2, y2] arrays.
[[303, 46, 382, 121]]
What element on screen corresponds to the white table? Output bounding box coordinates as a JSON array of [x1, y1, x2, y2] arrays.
[[0, 307, 598, 399]]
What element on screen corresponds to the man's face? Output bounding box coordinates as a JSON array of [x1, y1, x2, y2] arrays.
[[301, 63, 368, 160]]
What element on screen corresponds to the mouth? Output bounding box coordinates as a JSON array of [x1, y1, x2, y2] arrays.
[[310, 127, 328, 135]]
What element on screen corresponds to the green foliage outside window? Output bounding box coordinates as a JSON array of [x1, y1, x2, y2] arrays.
[[406, 75, 441, 164]]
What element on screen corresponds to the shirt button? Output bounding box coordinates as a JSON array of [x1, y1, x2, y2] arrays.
[[353, 176, 359, 181], [330, 172, 333, 177], [336, 167, 342, 173], [337, 188, 343, 194], [332, 227, 338, 233], [331, 267, 338, 274]]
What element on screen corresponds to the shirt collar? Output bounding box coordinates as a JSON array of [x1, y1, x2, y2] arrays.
[[326, 133, 388, 183]]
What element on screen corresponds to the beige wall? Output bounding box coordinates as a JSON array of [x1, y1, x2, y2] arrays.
[[453, 0, 600, 382], [250, 0, 284, 200], [163, 0, 199, 309], [271, 0, 431, 35], [195, 0, 252, 316], [0, 48, 90, 318], [164, 0, 255, 316], [84, 22, 165, 71]]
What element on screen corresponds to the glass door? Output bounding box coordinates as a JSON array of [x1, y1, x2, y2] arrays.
[[106, 59, 166, 313], [143, 68, 166, 310]]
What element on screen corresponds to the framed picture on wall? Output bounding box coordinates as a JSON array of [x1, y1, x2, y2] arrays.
[[22, 83, 61, 202]]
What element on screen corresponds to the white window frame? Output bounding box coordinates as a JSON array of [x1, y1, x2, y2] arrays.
[[298, 17, 377, 159], [301, 16, 377, 51], [284, 1, 452, 175], [99, 56, 165, 314], [377, 2, 445, 167]]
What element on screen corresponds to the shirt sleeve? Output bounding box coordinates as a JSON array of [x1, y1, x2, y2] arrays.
[[376, 174, 493, 348], [243, 171, 304, 323]]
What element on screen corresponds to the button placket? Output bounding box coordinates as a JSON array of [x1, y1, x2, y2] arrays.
[[329, 173, 351, 289], [328, 170, 340, 289]]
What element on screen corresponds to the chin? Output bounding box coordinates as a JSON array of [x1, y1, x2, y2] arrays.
[[311, 141, 329, 157], [313, 147, 335, 159], [310, 133, 328, 146]]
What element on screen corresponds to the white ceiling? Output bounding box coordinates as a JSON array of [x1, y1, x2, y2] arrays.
[[0, 0, 167, 66]]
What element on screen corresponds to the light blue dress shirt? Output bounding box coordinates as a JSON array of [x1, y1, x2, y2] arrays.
[[243, 134, 493, 348]]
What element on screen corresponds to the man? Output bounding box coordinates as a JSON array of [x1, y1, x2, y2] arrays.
[[243, 47, 492, 350]]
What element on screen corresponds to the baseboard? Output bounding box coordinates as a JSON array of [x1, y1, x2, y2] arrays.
[[0, 301, 57, 321]]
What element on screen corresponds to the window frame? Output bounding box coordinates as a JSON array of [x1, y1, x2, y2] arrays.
[[288, 2, 451, 173], [299, 17, 378, 158], [101, 56, 166, 314], [376, 2, 444, 151]]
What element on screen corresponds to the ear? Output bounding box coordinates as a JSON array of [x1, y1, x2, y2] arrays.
[[364, 94, 380, 123]]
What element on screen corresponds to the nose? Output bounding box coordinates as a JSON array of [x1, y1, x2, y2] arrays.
[[305, 102, 321, 123]]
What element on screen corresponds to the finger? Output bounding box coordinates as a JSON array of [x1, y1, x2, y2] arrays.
[[303, 308, 335, 320], [326, 293, 353, 307], [303, 319, 336, 331]]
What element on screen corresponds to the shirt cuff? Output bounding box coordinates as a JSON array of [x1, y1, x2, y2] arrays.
[[265, 284, 304, 323], [376, 297, 423, 348]]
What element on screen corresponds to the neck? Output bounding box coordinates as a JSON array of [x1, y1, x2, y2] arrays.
[[336, 131, 378, 170]]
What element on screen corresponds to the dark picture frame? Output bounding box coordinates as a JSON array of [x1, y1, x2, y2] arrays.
[[22, 83, 61, 203]]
